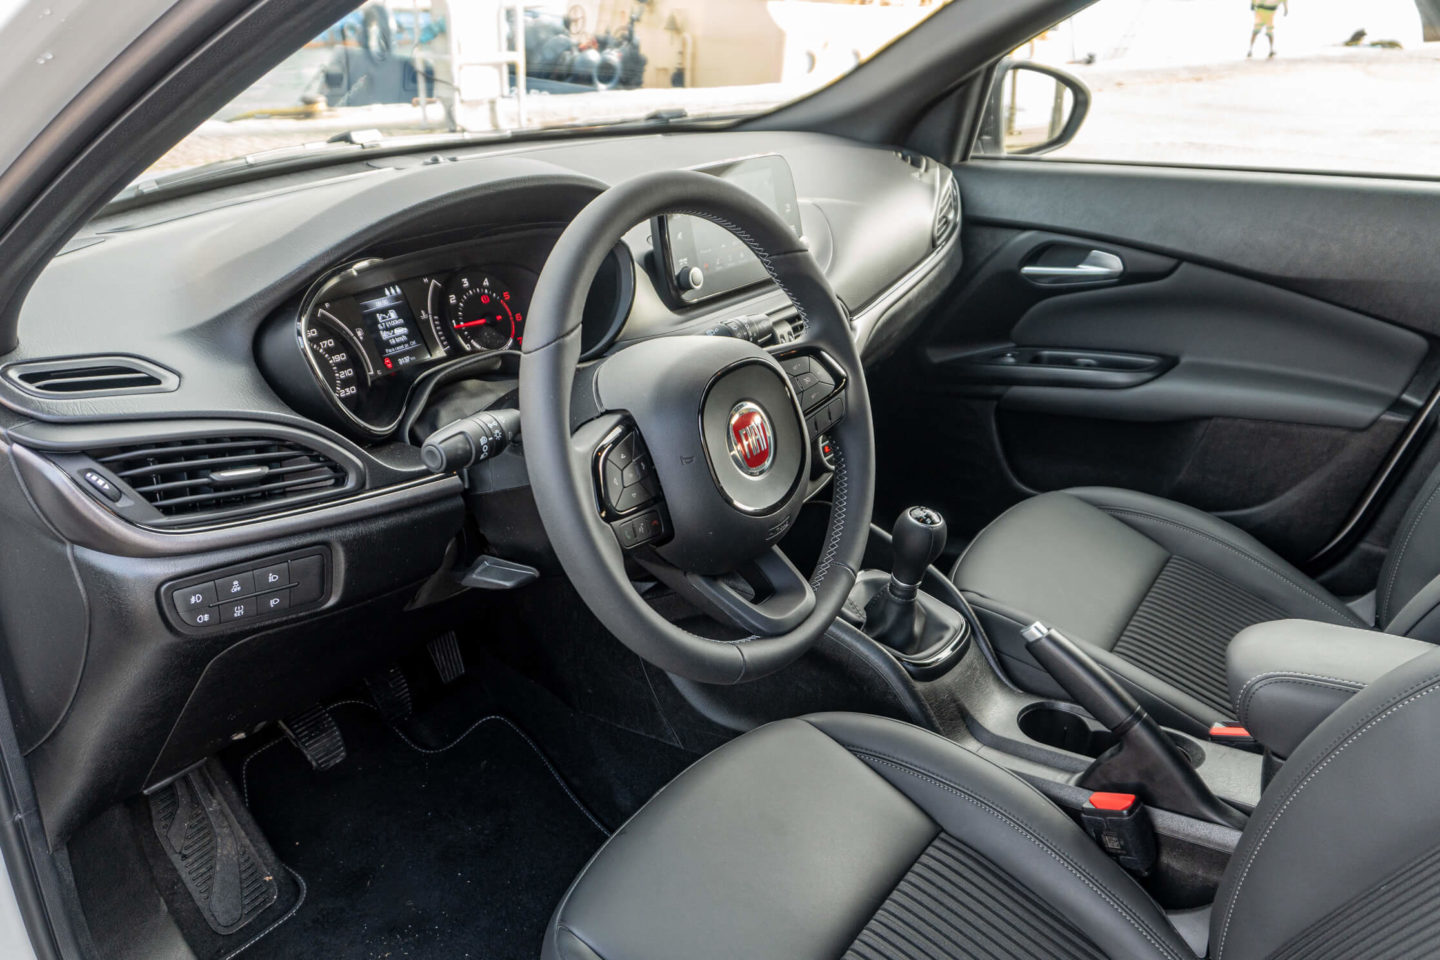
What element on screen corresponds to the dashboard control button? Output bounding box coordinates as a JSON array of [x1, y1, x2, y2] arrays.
[[258, 591, 291, 615], [172, 583, 218, 627], [220, 597, 257, 622], [215, 572, 255, 601], [254, 562, 290, 591], [80, 469, 123, 502], [289, 555, 325, 605]]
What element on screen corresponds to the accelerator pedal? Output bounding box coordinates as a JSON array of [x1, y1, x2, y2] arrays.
[[364, 665, 413, 722], [279, 704, 347, 771], [428, 630, 466, 684], [149, 763, 279, 935]]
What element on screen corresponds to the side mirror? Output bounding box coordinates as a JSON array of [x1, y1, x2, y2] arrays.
[[975, 59, 1090, 157]]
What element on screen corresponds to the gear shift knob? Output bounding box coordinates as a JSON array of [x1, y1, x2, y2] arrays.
[[890, 506, 947, 589]]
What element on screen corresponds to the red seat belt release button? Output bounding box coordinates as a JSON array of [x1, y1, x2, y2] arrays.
[[1209, 724, 1257, 746], [1081, 792, 1155, 874]]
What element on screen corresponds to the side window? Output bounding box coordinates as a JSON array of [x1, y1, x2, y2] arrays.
[[976, 0, 1440, 177]]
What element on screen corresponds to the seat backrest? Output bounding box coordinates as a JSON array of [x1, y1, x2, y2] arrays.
[[1376, 464, 1440, 637], [1209, 645, 1440, 960]]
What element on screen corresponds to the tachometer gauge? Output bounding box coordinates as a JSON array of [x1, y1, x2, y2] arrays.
[[302, 310, 370, 413], [443, 271, 523, 352]]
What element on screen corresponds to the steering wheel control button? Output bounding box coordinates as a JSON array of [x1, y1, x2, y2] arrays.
[[599, 429, 661, 516], [727, 401, 775, 477], [172, 583, 219, 627], [80, 468, 123, 502], [254, 562, 290, 591], [814, 435, 836, 472], [781, 356, 812, 378], [215, 572, 255, 601], [611, 507, 671, 550], [781, 352, 841, 412], [220, 597, 256, 622]]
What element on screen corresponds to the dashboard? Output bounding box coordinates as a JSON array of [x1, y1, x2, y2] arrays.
[[0, 130, 962, 843], [284, 233, 632, 437]]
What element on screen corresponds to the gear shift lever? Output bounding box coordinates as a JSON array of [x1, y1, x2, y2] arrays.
[[865, 507, 947, 651]]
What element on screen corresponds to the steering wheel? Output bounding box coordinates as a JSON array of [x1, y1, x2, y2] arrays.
[[519, 170, 874, 684]]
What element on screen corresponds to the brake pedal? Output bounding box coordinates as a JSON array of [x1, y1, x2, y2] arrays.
[[149, 763, 280, 935], [428, 630, 466, 684], [280, 704, 347, 771], [364, 665, 413, 722]]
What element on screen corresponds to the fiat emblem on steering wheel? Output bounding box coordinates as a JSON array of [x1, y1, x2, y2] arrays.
[[727, 401, 775, 477]]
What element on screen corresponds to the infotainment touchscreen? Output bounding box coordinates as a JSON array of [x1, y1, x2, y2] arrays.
[[655, 155, 804, 305]]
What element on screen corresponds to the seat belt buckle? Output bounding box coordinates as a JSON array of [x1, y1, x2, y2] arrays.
[[1208, 723, 1258, 749], [1080, 792, 1157, 874]]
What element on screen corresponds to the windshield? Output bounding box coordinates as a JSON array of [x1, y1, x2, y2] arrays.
[[147, 0, 953, 176]]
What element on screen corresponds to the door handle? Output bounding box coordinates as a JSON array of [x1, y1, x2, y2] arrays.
[[1020, 249, 1124, 284]]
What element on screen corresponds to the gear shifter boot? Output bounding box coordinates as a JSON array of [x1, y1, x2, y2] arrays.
[[864, 507, 947, 651]]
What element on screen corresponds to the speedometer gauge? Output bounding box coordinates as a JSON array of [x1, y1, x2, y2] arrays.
[[303, 311, 369, 413], [443, 271, 523, 352]]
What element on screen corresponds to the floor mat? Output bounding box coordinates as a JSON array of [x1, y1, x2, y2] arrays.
[[236, 701, 610, 960]]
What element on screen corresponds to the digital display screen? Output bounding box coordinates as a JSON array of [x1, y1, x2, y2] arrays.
[[357, 284, 428, 373], [661, 155, 805, 304]]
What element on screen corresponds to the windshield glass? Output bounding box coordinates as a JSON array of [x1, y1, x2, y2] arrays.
[[147, 0, 952, 176]]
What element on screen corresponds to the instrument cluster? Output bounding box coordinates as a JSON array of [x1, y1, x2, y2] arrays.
[[290, 236, 632, 438]]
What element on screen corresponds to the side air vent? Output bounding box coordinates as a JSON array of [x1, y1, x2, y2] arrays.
[[3, 356, 179, 398], [90, 436, 351, 521], [933, 176, 960, 247]]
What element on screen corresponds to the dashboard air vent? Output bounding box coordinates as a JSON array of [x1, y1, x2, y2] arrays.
[[933, 177, 959, 247], [91, 436, 349, 520], [3, 356, 179, 398]]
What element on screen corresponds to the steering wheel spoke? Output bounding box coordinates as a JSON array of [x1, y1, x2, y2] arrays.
[[640, 546, 816, 637], [521, 169, 873, 683], [771, 346, 851, 454], [572, 412, 672, 552]]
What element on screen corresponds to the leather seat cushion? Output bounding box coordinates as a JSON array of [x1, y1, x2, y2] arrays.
[[544, 713, 1192, 960], [953, 488, 1364, 729]]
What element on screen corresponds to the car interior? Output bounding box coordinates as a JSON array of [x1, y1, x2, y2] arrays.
[[5, 0, 1440, 958]]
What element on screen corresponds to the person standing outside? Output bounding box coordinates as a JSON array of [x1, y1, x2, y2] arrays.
[[1248, 0, 1288, 58]]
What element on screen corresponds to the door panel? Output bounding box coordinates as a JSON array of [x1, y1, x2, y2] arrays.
[[873, 163, 1439, 575]]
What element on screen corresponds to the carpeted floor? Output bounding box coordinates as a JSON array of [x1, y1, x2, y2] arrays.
[[231, 675, 693, 960]]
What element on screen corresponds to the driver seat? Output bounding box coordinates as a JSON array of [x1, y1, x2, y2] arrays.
[[545, 647, 1440, 960]]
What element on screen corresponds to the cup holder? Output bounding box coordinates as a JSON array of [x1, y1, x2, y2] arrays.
[[1019, 703, 1204, 766]]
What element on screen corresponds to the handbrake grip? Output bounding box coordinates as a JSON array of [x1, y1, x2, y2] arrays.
[[1024, 622, 1247, 829]]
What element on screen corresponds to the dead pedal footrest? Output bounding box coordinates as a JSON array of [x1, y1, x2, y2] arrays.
[[280, 704, 347, 771], [149, 764, 280, 935]]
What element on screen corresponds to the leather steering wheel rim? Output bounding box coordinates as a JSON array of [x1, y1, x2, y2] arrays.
[[520, 169, 875, 684]]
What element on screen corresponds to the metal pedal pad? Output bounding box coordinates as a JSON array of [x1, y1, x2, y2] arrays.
[[364, 665, 413, 722], [428, 630, 466, 684], [279, 704, 347, 771]]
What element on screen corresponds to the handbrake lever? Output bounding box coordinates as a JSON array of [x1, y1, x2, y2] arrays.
[[1023, 622, 1247, 829]]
